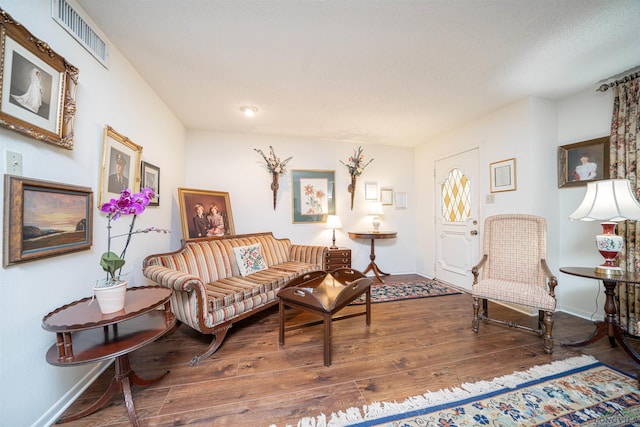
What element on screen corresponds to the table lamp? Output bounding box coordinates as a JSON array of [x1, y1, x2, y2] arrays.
[[326, 214, 342, 249], [569, 179, 640, 275], [368, 201, 384, 232]]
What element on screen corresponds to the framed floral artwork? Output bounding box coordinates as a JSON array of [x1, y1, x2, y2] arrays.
[[4, 175, 92, 266], [178, 188, 235, 240], [292, 169, 335, 223], [0, 9, 78, 149]]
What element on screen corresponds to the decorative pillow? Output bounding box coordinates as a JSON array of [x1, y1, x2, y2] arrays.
[[233, 243, 268, 276]]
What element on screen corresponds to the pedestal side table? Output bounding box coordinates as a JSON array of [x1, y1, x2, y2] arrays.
[[42, 286, 176, 426], [560, 267, 640, 364], [348, 231, 397, 282]]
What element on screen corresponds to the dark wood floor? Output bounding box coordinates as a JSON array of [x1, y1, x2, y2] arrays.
[[59, 274, 640, 426]]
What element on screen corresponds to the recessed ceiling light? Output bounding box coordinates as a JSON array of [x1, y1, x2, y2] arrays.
[[240, 105, 258, 117]]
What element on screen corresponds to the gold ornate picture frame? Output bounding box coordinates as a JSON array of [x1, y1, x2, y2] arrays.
[[178, 188, 235, 240], [0, 9, 78, 149], [4, 175, 93, 267], [98, 126, 143, 206]]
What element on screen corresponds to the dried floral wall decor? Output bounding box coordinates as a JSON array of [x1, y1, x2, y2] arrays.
[[254, 146, 293, 210], [340, 146, 373, 210]]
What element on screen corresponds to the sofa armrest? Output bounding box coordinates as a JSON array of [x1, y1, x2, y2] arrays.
[[289, 244, 327, 266]]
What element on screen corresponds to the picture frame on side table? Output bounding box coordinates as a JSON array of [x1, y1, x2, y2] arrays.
[[292, 169, 335, 223], [4, 175, 92, 267], [557, 136, 609, 188], [489, 158, 517, 193], [178, 188, 235, 240], [380, 188, 393, 205], [0, 9, 78, 149], [141, 161, 160, 206], [98, 125, 143, 206]]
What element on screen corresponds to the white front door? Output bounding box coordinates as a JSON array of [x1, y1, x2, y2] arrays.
[[434, 148, 480, 291]]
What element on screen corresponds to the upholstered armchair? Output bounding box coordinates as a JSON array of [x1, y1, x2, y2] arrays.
[[471, 214, 558, 353]]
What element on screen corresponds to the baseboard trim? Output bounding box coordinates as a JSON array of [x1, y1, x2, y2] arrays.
[[31, 360, 113, 427]]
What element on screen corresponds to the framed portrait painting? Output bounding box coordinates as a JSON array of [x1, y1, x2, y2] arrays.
[[558, 136, 609, 188], [178, 188, 235, 240], [98, 126, 143, 206], [0, 9, 78, 149], [141, 161, 160, 206], [292, 169, 335, 223], [4, 175, 92, 267]]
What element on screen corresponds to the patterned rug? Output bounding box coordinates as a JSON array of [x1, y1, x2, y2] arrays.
[[290, 356, 640, 427], [350, 278, 461, 305]]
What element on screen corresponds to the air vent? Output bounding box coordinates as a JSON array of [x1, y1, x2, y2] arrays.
[[51, 0, 108, 67]]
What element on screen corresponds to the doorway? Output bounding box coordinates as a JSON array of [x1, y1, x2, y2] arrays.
[[434, 148, 481, 291]]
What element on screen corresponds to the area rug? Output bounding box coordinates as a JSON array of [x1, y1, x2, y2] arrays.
[[350, 278, 461, 305], [290, 355, 640, 427]]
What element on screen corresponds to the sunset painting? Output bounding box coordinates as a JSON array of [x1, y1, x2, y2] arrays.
[[22, 188, 89, 253]]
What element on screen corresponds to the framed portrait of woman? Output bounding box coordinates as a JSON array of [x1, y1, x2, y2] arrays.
[[558, 136, 609, 188], [0, 9, 78, 149]]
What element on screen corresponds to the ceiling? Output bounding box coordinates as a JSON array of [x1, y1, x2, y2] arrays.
[[76, 0, 640, 147]]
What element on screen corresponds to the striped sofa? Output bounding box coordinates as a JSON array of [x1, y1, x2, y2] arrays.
[[142, 232, 326, 365]]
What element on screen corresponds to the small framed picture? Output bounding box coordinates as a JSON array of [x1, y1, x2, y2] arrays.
[[141, 161, 160, 206], [0, 9, 78, 149], [489, 158, 516, 193], [364, 182, 378, 200], [98, 126, 143, 206], [395, 192, 407, 209], [178, 188, 235, 240], [4, 175, 92, 267], [380, 188, 393, 205], [557, 136, 609, 188]]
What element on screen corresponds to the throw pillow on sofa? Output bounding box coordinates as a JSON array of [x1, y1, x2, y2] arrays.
[[233, 243, 268, 276]]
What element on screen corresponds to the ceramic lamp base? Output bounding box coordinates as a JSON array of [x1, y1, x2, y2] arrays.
[[595, 222, 623, 276]]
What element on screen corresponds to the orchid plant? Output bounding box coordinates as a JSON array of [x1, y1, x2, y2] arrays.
[[99, 187, 169, 287]]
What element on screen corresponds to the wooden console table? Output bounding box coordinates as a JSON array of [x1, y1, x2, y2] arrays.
[[42, 286, 176, 426], [348, 231, 397, 282], [560, 267, 640, 364]]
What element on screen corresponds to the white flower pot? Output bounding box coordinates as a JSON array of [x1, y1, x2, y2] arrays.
[[93, 280, 128, 314]]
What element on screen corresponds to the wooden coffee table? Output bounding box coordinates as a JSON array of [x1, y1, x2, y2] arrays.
[[42, 286, 176, 426], [278, 268, 373, 366]]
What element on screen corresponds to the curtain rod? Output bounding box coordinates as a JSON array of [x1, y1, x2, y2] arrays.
[[596, 71, 640, 92]]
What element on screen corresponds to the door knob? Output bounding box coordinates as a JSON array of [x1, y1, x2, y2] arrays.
[[470, 230, 478, 236]]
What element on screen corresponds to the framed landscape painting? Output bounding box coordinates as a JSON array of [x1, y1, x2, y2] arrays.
[[4, 175, 92, 266], [0, 9, 78, 149], [178, 188, 235, 240], [291, 169, 335, 223]]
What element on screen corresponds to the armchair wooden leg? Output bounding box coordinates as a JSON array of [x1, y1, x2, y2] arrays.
[[472, 297, 480, 333], [543, 310, 554, 354]]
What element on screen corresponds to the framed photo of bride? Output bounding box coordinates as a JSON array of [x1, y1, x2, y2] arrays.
[[0, 9, 78, 149]]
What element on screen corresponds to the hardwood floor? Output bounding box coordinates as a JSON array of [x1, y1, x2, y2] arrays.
[[59, 274, 640, 426]]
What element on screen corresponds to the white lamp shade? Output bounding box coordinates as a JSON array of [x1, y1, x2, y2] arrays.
[[570, 179, 640, 221], [368, 201, 384, 216], [326, 215, 342, 229]]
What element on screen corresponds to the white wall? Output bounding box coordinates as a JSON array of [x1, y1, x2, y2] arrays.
[[415, 98, 559, 278], [185, 131, 417, 275], [0, 1, 185, 426], [557, 88, 614, 319]]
